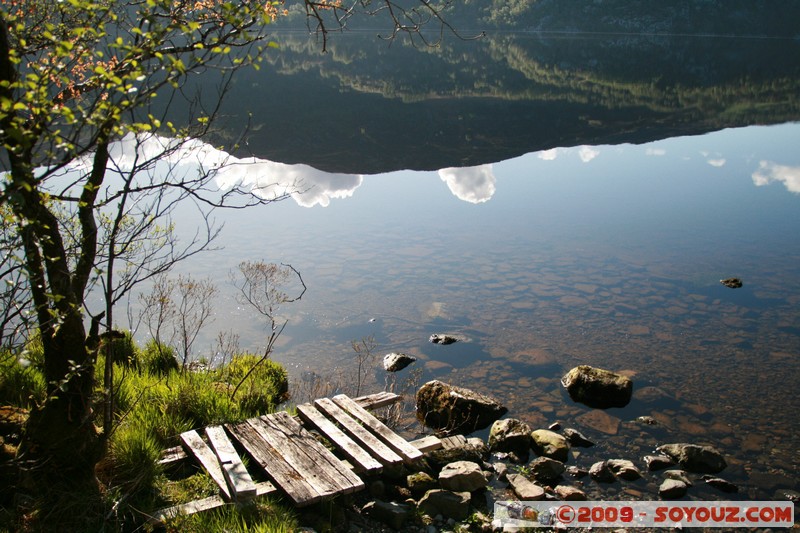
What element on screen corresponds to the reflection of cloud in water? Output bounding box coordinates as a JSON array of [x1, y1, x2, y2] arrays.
[[752, 160, 800, 193], [437, 164, 496, 204], [73, 133, 363, 208], [538, 148, 559, 161], [578, 146, 600, 163], [707, 158, 726, 167], [646, 148, 666, 156]]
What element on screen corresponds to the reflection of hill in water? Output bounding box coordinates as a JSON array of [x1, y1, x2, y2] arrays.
[[216, 31, 800, 173]]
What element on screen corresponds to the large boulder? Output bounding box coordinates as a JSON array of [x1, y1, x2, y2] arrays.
[[488, 418, 532, 458], [438, 461, 488, 492], [530, 429, 569, 462], [416, 380, 507, 435], [561, 365, 633, 408], [656, 443, 727, 474]]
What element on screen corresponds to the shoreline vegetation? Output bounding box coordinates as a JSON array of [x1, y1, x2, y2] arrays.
[[0, 332, 299, 531]]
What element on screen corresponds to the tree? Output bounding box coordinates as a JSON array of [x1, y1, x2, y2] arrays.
[[0, 0, 463, 505]]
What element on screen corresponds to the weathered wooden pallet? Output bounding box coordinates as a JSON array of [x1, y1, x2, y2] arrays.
[[150, 391, 440, 522]]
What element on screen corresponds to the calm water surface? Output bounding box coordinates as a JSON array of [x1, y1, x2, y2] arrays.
[[171, 122, 800, 501]]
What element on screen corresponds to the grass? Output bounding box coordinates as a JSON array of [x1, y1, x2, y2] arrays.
[[0, 334, 295, 532]]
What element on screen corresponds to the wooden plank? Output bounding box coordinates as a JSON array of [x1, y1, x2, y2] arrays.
[[354, 391, 402, 410], [205, 426, 257, 500], [150, 495, 226, 523], [332, 394, 424, 463], [149, 481, 277, 524], [247, 417, 341, 500], [180, 430, 231, 501], [313, 397, 403, 466], [158, 445, 188, 465], [227, 420, 321, 506], [441, 434, 468, 449], [409, 435, 443, 453], [296, 403, 383, 473], [265, 412, 365, 494]]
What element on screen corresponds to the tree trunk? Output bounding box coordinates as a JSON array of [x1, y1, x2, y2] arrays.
[[19, 310, 102, 495]]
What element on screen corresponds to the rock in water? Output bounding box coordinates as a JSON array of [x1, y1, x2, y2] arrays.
[[656, 443, 727, 474], [561, 365, 633, 408], [417, 490, 471, 521], [659, 479, 689, 499], [720, 277, 743, 288], [563, 428, 595, 447], [429, 333, 458, 345], [383, 352, 417, 372], [416, 380, 507, 435], [488, 418, 533, 458], [530, 429, 569, 462]]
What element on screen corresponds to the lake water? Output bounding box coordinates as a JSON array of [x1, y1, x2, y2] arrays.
[[161, 32, 800, 503]]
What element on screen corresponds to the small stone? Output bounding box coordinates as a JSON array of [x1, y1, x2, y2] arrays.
[[664, 469, 693, 486], [528, 456, 566, 482], [589, 460, 616, 483], [548, 421, 561, 431], [492, 462, 508, 481], [383, 352, 417, 372], [488, 418, 532, 458], [703, 476, 738, 493], [644, 454, 676, 471], [637, 415, 658, 425], [438, 461, 487, 492], [774, 489, 800, 503], [417, 490, 471, 521], [566, 465, 589, 478], [555, 485, 587, 501], [408, 472, 438, 495], [530, 429, 569, 462], [429, 333, 458, 345], [656, 443, 727, 474], [563, 428, 594, 447], [362, 500, 412, 530], [506, 473, 545, 500], [607, 459, 642, 481], [720, 277, 743, 289], [659, 479, 689, 499]]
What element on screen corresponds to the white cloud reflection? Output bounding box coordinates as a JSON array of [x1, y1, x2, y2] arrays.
[[752, 160, 800, 194], [437, 164, 496, 204], [68, 133, 364, 208], [578, 146, 600, 163], [538, 148, 559, 161]]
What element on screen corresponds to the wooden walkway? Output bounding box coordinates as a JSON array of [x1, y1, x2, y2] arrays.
[[150, 392, 438, 523]]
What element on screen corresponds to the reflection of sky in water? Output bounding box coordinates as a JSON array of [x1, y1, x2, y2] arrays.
[[67, 123, 800, 498]]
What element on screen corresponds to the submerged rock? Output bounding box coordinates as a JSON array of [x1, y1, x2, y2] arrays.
[[561, 365, 633, 408], [703, 476, 738, 493], [383, 352, 417, 372], [416, 380, 507, 435], [656, 443, 727, 474], [720, 277, 743, 288]]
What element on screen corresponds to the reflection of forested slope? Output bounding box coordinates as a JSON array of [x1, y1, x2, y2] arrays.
[[218, 30, 800, 172], [277, 1, 800, 37]]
